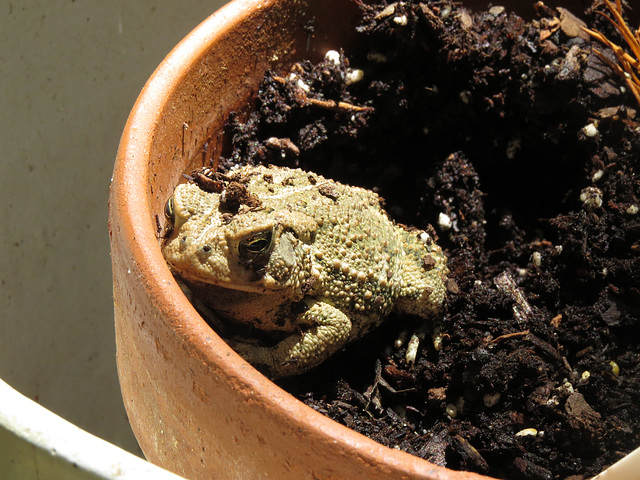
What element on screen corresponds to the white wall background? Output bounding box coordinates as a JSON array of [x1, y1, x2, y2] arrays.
[[0, 0, 228, 453]]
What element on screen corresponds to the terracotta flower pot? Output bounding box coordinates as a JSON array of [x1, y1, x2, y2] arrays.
[[109, 1, 624, 479]]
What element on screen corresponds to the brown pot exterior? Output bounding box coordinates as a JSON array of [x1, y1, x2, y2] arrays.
[[108, 0, 577, 478]]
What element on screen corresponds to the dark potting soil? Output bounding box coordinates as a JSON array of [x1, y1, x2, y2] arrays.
[[204, 1, 640, 479]]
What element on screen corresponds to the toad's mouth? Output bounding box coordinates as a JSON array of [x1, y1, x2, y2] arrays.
[[168, 265, 285, 294]]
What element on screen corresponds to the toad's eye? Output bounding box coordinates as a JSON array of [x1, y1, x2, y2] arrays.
[[238, 230, 274, 259], [164, 196, 175, 224]]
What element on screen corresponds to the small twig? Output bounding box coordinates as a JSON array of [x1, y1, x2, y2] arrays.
[[490, 330, 530, 344], [272, 75, 374, 113], [306, 97, 374, 113], [364, 359, 384, 413]]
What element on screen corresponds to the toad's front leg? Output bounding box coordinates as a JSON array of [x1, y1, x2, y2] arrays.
[[230, 300, 353, 377]]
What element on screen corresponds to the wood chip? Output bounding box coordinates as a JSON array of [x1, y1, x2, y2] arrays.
[[557, 7, 589, 40], [539, 17, 560, 42], [458, 11, 473, 29]]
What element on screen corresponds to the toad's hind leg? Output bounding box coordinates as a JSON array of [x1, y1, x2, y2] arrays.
[[230, 300, 353, 377], [394, 232, 448, 318]]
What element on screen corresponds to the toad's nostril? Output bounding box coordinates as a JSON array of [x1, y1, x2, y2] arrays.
[[196, 244, 213, 262]]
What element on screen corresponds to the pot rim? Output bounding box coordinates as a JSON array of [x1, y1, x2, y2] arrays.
[[113, 1, 491, 478]]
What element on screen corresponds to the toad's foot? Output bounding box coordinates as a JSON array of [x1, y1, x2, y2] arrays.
[[229, 300, 352, 377]]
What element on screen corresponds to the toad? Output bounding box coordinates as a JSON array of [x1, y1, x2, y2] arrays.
[[163, 165, 448, 376]]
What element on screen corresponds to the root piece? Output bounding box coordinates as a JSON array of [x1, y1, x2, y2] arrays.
[[272, 75, 374, 113], [582, 0, 640, 107]]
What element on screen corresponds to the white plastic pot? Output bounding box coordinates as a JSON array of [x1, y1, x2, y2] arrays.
[[0, 379, 186, 480]]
